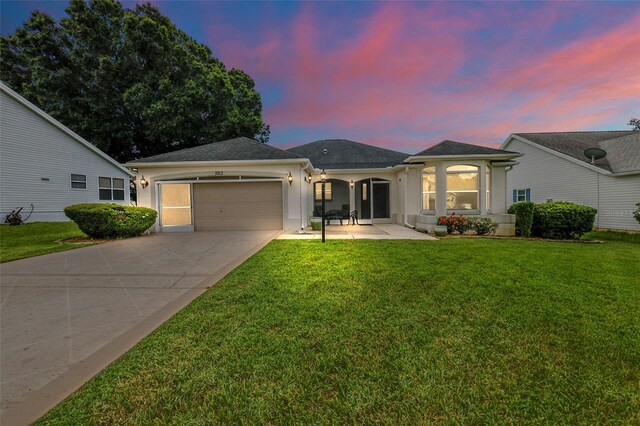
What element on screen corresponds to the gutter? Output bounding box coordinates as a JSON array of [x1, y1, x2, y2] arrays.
[[403, 167, 415, 229]]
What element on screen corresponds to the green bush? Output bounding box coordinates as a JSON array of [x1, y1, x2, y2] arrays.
[[507, 202, 535, 237], [310, 220, 322, 231], [467, 217, 498, 236], [532, 201, 597, 239], [64, 203, 157, 239]]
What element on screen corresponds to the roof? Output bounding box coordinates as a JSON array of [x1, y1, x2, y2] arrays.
[[287, 139, 409, 170], [0, 81, 133, 176], [129, 137, 303, 164], [414, 140, 519, 157], [511, 131, 639, 173]]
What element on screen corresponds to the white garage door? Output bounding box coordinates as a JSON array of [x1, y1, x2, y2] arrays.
[[193, 181, 283, 231]]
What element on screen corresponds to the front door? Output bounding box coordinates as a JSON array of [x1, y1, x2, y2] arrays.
[[355, 179, 390, 222]]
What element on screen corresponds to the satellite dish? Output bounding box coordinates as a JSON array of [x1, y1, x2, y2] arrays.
[[584, 147, 607, 165]]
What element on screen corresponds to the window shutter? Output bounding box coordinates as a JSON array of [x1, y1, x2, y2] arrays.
[[513, 189, 517, 203], [525, 188, 531, 201]]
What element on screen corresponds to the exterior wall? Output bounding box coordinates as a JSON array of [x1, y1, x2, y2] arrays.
[[0, 91, 130, 222], [134, 163, 308, 232], [504, 138, 640, 231]]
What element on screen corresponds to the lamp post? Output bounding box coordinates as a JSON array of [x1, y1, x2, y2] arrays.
[[320, 169, 326, 243]]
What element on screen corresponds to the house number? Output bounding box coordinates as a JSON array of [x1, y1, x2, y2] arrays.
[[214, 171, 224, 176]]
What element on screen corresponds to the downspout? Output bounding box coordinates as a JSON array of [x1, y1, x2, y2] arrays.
[[404, 167, 415, 229]]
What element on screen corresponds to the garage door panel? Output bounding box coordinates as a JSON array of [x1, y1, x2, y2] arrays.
[[193, 182, 283, 231]]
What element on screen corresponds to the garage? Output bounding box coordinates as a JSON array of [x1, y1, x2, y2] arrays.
[[192, 181, 283, 231]]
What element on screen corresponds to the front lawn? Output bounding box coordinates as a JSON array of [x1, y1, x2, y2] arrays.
[[39, 239, 640, 424], [0, 221, 91, 262]]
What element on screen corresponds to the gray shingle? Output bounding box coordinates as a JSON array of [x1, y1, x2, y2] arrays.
[[515, 131, 639, 173], [130, 137, 302, 163], [287, 139, 409, 169], [414, 140, 519, 156]]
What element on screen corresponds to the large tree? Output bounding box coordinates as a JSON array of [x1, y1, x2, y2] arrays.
[[1, 0, 269, 161]]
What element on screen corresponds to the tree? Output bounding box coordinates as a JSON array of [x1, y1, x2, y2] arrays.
[[628, 118, 640, 131], [1, 0, 268, 161]]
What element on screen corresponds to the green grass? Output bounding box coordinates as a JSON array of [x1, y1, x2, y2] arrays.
[[38, 239, 640, 424], [584, 229, 640, 244], [0, 221, 91, 262]]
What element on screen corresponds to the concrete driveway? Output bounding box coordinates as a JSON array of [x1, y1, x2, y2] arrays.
[[0, 230, 278, 424]]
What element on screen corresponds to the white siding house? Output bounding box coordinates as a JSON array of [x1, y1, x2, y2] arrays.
[[502, 132, 640, 231], [0, 83, 133, 222]]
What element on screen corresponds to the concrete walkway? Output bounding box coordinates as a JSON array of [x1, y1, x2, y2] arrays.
[[277, 223, 437, 240], [0, 230, 278, 425]]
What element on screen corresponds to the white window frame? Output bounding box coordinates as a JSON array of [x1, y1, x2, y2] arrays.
[[516, 188, 529, 202], [421, 166, 436, 211], [70, 173, 87, 190], [99, 176, 126, 201], [446, 164, 479, 211], [314, 182, 332, 201]]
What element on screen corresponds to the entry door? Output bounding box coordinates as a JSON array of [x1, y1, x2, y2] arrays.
[[372, 181, 390, 219]]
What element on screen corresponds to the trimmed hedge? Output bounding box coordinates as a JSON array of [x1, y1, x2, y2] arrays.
[[508, 202, 535, 237], [532, 201, 596, 239], [64, 203, 157, 239]]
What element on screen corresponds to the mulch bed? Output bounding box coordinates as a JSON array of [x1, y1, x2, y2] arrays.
[[57, 237, 111, 245]]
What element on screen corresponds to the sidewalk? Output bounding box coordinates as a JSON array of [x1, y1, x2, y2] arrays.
[[277, 224, 437, 240]]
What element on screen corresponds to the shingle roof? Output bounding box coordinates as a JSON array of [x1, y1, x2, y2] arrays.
[[414, 140, 519, 156], [129, 137, 302, 163], [287, 139, 409, 169], [514, 131, 639, 173]]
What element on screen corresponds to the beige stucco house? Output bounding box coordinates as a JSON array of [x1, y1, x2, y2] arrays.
[[127, 137, 521, 235]]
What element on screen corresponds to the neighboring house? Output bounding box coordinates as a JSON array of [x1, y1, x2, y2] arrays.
[[127, 137, 521, 235], [0, 82, 133, 222], [501, 131, 640, 231]]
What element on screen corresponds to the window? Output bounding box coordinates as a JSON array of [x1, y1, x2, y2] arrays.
[[314, 182, 332, 201], [161, 184, 192, 226], [99, 177, 126, 201], [486, 166, 491, 211], [421, 166, 436, 210], [513, 188, 531, 202], [362, 183, 367, 201], [70, 174, 86, 190], [446, 165, 479, 210]]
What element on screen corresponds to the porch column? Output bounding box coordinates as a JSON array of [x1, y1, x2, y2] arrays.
[[479, 163, 487, 215], [435, 164, 447, 217], [349, 177, 356, 215]]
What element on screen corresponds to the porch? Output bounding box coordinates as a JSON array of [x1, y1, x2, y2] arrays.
[[312, 178, 392, 224]]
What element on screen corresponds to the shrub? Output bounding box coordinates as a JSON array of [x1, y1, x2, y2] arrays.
[[310, 219, 322, 231], [64, 203, 157, 239], [507, 201, 535, 237], [467, 217, 498, 236], [437, 212, 469, 235], [634, 202, 640, 225], [532, 201, 597, 239]]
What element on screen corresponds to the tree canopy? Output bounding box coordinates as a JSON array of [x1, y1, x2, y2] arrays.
[[1, 0, 269, 162]]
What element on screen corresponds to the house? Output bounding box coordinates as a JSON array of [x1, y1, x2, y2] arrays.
[[127, 137, 521, 235], [0, 82, 133, 222], [501, 131, 640, 231]]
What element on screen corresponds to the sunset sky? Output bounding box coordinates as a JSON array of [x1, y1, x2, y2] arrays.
[[2, 1, 639, 153]]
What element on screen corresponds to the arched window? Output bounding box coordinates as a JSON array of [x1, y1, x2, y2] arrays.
[[446, 165, 479, 210], [422, 166, 436, 210]]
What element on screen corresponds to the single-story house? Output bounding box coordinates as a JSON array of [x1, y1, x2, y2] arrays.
[[0, 82, 133, 222], [127, 137, 522, 235], [501, 131, 640, 231]]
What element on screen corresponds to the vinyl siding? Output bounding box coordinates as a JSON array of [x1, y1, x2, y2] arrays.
[[0, 91, 130, 222], [505, 139, 640, 231]]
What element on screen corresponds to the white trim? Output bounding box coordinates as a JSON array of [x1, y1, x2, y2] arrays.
[[157, 178, 282, 184], [405, 153, 521, 163], [127, 159, 309, 168], [0, 82, 133, 177], [501, 134, 614, 175]]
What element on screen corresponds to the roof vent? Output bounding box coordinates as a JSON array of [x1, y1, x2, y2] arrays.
[[323, 148, 328, 155], [583, 147, 607, 165]]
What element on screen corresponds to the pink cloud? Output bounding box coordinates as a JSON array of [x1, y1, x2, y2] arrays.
[[209, 3, 640, 151]]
